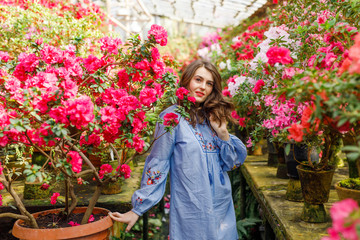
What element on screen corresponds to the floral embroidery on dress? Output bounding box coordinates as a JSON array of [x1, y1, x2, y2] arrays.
[[188, 122, 219, 153], [136, 197, 143, 204], [146, 167, 162, 185]]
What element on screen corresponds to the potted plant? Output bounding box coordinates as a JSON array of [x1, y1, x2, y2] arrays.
[[0, 1, 191, 238]]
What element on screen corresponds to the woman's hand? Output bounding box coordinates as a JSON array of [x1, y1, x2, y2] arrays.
[[209, 115, 230, 141], [108, 210, 139, 232]]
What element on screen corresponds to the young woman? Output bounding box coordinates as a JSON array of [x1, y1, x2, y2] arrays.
[[109, 59, 247, 240]]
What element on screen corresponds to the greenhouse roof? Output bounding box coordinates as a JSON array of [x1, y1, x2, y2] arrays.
[[143, 0, 269, 28]]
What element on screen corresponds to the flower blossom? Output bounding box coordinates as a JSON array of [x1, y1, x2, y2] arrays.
[[322, 199, 360, 240], [163, 113, 179, 127], [99, 164, 113, 179], [116, 164, 132, 179], [266, 46, 293, 66], [99, 36, 122, 55], [252, 79, 265, 94], [175, 87, 189, 100], [40, 183, 50, 190], [287, 123, 304, 142], [68, 221, 80, 226], [147, 24, 168, 46], [50, 192, 60, 205], [67, 151, 83, 173], [0, 51, 10, 62]]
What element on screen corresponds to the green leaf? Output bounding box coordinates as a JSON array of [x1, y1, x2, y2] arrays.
[[285, 144, 291, 156]]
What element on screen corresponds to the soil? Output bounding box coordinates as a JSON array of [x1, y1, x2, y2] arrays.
[[19, 211, 107, 229]]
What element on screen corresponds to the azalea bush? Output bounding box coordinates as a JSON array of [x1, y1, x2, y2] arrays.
[[0, 19, 193, 228]]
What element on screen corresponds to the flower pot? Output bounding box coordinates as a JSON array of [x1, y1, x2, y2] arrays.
[[101, 179, 122, 195], [297, 165, 335, 204], [335, 181, 360, 205], [297, 165, 335, 223], [12, 207, 113, 240], [249, 142, 263, 156], [285, 143, 319, 179], [276, 145, 288, 179], [267, 139, 278, 167]]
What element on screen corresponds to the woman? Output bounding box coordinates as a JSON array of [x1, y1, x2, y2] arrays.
[[109, 59, 247, 240]]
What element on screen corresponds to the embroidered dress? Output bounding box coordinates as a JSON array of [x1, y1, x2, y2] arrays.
[[131, 105, 247, 240]]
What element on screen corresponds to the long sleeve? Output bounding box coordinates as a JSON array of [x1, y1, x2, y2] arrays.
[[131, 111, 177, 216], [214, 134, 247, 172]]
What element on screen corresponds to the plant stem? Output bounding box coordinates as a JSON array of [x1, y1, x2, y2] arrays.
[[81, 185, 102, 225], [0, 174, 38, 228]]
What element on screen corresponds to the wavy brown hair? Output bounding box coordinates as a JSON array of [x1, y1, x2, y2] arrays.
[[179, 59, 237, 128]]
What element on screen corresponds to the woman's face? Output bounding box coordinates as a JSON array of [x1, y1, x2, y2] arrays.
[[188, 67, 214, 105]]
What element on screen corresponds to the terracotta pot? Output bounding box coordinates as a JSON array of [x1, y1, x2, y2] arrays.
[[12, 207, 113, 240], [296, 165, 335, 204], [335, 181, 360, 205]]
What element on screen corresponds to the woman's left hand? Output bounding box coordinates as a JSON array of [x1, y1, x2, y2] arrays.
[[209, 115, 230, 141]]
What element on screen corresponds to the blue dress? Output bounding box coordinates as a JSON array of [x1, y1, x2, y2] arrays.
[[131, 105, 247, 240]]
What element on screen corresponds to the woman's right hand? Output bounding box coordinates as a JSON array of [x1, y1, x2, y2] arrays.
[[108, 210, 139, 232]]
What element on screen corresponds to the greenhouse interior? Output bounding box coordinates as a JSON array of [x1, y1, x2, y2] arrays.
[[0, 0, 359, 239]]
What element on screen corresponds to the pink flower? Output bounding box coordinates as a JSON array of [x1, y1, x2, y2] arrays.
[[287, 123, 304, 142], [0, 51, 10, 62], [77, 177, 83, 185], [238, 117, 246, 127], [88, 215, 95, 223], [35, 38, 43, 45], [246, 137, 253, 147], [323, 199, 360, 240], [50, 192, 60, 205], [282, 67, 296, 79], [188, 96, 196, 103], [163, 113, 179, 127], [67, 151, 83, 173], [117, 69, 129, 88], [99, 164, 113, 179], [231, 111, 240, 119], [68, 221, 80, 226], [175, 87, 189, 100], [127, 134, 145, 153], [116, 164, 132, 179], [99, 36, 122, 55], [139, 87, 157, 107], [222, 87, 231, 97], [147, 24, 168, 46], [40, 183, 50, 190], [164, 202, 170, 209], [266, 46, 293, 66], [252, 79, 265, 94], [64, 95, 95, 129]]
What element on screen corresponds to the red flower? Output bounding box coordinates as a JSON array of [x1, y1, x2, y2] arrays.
[[266, 46, 293, 66], [163, 113, 179, 127], [287, 123, 304, 142], [252, 79, 265, 94], [40, 183, 50, 190], [176, 87, 189, 100], [238, 118, 246, 127], [50, 192, 60, 205], [147, 24, 168, 46], [116, 164, 132, 179]]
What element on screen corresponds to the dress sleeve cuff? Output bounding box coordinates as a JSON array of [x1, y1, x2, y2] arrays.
[[131, 208, 142, 217]]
